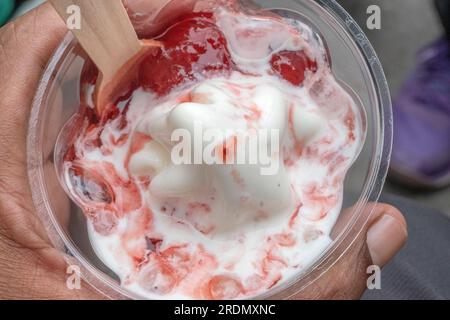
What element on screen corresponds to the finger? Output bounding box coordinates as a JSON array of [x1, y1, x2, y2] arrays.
[[366, 203, 407, 267], [0, 2, 65, 166], [123, 0, 197, 37], [0, 2, 66, 249], [293, 203, 407, 299]]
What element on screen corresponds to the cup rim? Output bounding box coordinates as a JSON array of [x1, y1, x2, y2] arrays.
[[27, 0, 392, 300]]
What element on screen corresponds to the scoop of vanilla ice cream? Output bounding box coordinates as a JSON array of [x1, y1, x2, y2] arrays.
[[130, 76, 328, 235]]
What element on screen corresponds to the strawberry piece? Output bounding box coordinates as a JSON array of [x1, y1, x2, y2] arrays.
[[140, 13, 233, 95], [93, 210, 118, 236], [270, 50, 317, 86], [139, 260, 177, 294], [68, 164, 114, 206], [208, 275, 244, 299]]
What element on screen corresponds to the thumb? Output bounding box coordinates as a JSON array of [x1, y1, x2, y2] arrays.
[[366, 204, 408, 268], [292, 203, 407, 299]]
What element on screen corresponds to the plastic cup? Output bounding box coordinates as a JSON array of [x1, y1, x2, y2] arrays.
[[27, 0, 392, 299]]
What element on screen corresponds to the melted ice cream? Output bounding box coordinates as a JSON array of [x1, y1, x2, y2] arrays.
[[62, 6, 365, 299]]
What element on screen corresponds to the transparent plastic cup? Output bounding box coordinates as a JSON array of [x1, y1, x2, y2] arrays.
[[27, 0, 392, 299]]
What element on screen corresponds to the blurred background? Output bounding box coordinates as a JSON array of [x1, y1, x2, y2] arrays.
[[338, 0, 450, 218], [1, 0, 449, 217]]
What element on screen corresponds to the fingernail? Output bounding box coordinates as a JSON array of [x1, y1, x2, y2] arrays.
[[367, 214, 407, 267]]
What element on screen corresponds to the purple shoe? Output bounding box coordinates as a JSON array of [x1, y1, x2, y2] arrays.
[[390, 38, 450, 189]]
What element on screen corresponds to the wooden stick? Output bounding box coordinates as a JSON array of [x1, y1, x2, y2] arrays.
[[49, 0, 142, 83]]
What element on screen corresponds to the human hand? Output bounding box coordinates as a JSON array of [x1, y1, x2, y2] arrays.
[[0, 0, 185, 300], [0, 2, 101, 299], [0, 1, 407, 300]]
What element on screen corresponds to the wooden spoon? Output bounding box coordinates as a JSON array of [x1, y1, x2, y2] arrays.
[[49, 0, 161, 114]]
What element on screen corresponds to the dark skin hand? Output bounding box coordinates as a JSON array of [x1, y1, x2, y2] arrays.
[[0, 1, 407, 299]]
